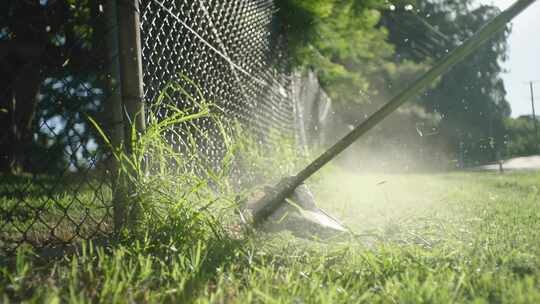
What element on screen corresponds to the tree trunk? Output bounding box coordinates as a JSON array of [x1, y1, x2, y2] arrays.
[[0, 87, 15, 173], [0, 44, 42, 174]]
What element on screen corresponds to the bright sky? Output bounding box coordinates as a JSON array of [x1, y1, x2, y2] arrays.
[[481, 0, 540, 117]]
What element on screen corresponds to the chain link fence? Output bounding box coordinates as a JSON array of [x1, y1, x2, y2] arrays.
[[1, 0, 303, 255], [140, 0, 295, 162], [0, 1, 117, 254]]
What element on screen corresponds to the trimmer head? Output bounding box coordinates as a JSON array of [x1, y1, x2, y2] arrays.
[[241, 184, 347, 239]]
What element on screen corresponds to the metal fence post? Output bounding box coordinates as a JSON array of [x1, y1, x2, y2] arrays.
[[104, 0, 127, 234], [117, 0, 146, 144], [117, 0, 146, 229]]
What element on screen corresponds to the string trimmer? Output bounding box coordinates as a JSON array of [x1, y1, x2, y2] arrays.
[[241, 0, 537, 238]]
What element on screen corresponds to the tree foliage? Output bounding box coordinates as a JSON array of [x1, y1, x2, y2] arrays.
[[0, 0, 106, 173], [275, 0, 395, 104], [504, 116, 540, 157], [277, 0, 515, 164], [380, 0, 513, 163]]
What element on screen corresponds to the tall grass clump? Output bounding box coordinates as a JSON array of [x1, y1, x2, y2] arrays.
[[89, 80, 231, 252], [0, 75, 307, 301], [88, 76, 304, 259]]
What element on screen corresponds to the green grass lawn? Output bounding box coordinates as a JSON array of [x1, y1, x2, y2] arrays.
[[1, 170, 540, 303], [0, 174, 112, 251]]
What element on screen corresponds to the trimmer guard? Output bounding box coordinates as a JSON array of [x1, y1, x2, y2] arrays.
[[242, 184, 347, 239]]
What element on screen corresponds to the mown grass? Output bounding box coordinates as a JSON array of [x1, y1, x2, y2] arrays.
[[1, 170, 540, 303], [0, 174, 112, 250], [2, 80, 540, 303]]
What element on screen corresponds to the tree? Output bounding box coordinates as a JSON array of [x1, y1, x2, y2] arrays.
[[274, 0, 395, 105], [382, 0, 511, 164], [504, 116, 540, 157], [0, 0, 106, 173]]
